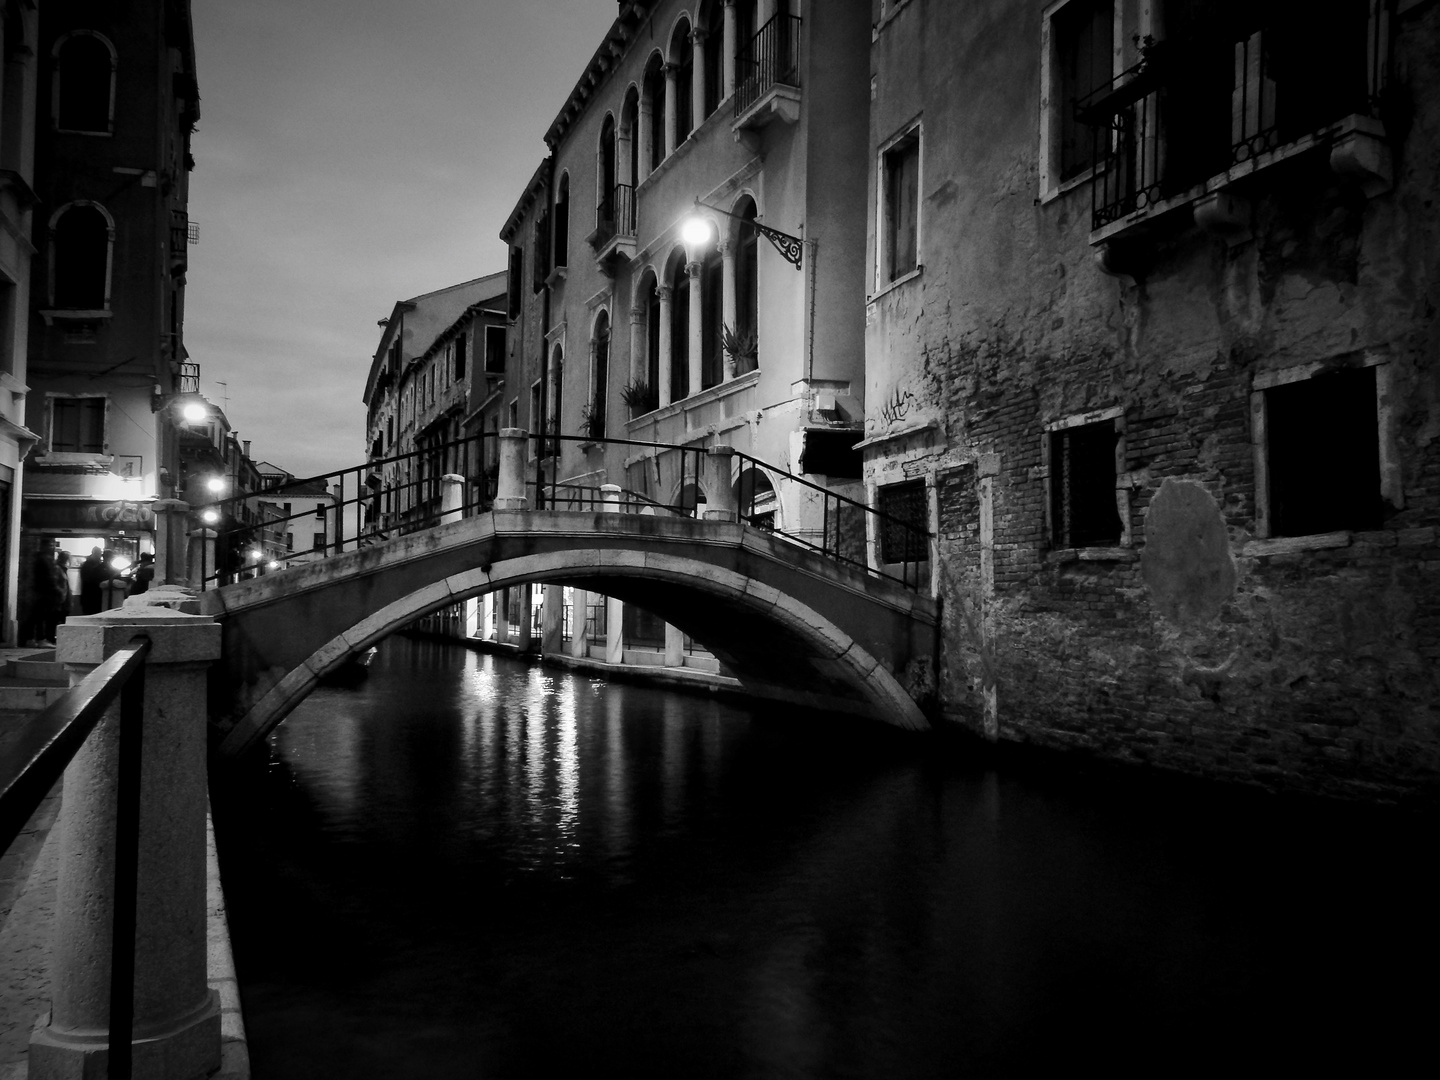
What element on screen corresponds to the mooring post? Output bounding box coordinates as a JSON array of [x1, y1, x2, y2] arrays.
[[29, 607, 222, 1080], [151, 499, 190, 586], [494, 428, 529, 510]]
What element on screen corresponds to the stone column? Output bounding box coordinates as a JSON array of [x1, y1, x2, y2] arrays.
[[723, 0, 738, 96], [185, 528, 215, 590], [570, 591, 590, 659], [664, 623, 685, 668], [605, 596, 625, 665], [517, 583, 534, 652], [481, 591, 495, 642], [29, 607, 222, 1080], [687, 261, 703, 397], [691, 27, 708, 124], [151, 499, 189, 586], [496, 590, 511, 647], [663, 63, 678, 157], [704, 446, 737, 521], [629, 305, 646, 388], [440, 473, 465, 524], [638, 100, 653, 180], [541, 584, 564, 655], [494, 428, 529, 510], [720, 238, 737, 380], [657, 286, 674, 408]]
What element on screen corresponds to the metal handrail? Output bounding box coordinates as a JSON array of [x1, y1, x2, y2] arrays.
[[734, 13, 801, 118], [0, 636, 153, 1079]]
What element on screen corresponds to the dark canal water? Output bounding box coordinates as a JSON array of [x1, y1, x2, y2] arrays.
[[212, 637, 1432, 1078]]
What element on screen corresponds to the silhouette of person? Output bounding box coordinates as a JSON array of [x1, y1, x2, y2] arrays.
[[79, 547, 106, 615]]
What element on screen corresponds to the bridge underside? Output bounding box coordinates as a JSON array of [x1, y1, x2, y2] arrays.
[[195, 512, 939, 758]]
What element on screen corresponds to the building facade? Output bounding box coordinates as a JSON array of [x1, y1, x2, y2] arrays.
[[494, 0, 874, 665], [16, 0, 198, 637], [0, 0, 39, 643], [863, 0, 1439, 801]]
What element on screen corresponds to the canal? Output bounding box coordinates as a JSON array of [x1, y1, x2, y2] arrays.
[[212, 636, 1431, 1078]]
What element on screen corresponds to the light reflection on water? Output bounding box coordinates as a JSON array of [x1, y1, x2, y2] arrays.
[[216, 637, 1431, 1080]]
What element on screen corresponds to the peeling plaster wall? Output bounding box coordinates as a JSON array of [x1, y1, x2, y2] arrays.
[[870, 0, 1440, 802]]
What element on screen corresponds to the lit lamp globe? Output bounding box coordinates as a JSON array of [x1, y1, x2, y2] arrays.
[[200, 508, 220, 525], [206, 476, 226, 495], [681, 215, 713, 250], [180, 400, 208, 425]]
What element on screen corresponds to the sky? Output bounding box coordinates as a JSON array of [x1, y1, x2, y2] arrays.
[[184, 0, 619, 480]]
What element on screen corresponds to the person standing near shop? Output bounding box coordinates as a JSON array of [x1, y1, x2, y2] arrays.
[[128, 552, 155, 596], [79, 546, 106, 615], [46, 549, 73, 642]]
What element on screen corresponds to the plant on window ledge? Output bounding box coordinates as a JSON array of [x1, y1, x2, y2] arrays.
[[580, 401, 606, 441], [620, 379, 657, 417], [721, 324, 758, 377]]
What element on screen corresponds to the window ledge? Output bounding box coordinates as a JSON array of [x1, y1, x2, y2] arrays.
[[867, 265, 924, 304], [1045, 546, 1137, 564], [39, 309, 112, 327], [33, 453, 113, 468], [1241, 531, 1351, 557]]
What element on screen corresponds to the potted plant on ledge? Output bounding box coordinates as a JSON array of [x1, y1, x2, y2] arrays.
[[620, 379, 657, 418], [721, 324, 758, 378]]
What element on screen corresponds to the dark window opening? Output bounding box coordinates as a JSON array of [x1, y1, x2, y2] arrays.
[[53, 204, 108, 309], [454, 332, 467, 381], [57, 34, 112, 132], [51, 396, 105, 454], [1055, 0, 1113, 181], [554, 177, 569, 268], [506, 247, 523, 319], [882, 132, 920, 283], [878, 479, 928, 563], [485, 325, 507, 374], [1050, 419, 1122, 547], [703, 3, 725, 116], [1266, 366, 1381, 537], [673, 24, 695, 142], [800, 430, 862, 479], [670, 263, 690, 400], [701, 246, 723, 390]]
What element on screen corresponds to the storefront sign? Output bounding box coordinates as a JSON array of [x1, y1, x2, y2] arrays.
[[24, 498, 155, 530]]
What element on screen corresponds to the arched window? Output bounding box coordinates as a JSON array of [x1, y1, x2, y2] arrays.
[[701, 242, 723, 390], [597, 115, 616, 232], [620, 86, 640, 189], [732, 197, 759, 373], [671, 22, 694, 143], [703, 2, 725, 116], [54, 32, 114, 133], [735, 467, 777, 529], [51, 202, 110, 309], [643, 273, 661, 400], [669, 254, 690, 400], [554, 173, 569, 269], [643, 55, 665, 174], [589, 311, 610, 440], [735, 1, 758, 94]]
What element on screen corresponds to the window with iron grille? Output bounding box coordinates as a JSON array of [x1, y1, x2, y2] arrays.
[[878, 479, 928, 563], [1263, 366, 1381, 538], [1049, 418, 1122, 548]]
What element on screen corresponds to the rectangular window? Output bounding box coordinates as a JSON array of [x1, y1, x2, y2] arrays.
[[1053, 0, 1113, 183], [1049, 417, 1122, 548], [507, 246, 523, 319], [878, 478, 929, 563], [880, 126, 921, 285], [455, 332, 467, 380], [285, 532, 294, 551], [485, 325, 507, 374], [1263, 366, 1381, 537], [50, 396, 106, 454], [312, 532, 326, 552]]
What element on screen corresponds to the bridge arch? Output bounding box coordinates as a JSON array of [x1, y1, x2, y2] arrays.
[[218, 543, 928, 758]]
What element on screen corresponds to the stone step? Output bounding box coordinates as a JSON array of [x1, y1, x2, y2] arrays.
[[0, 680, 69, 711], [6, 654, 66, 682]]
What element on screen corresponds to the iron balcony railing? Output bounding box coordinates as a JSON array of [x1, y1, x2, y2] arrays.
[[595, 183, 636, 249], [0, 637, 154, 1080], [734, 13, 801, 118], [1078, 2, 1390, 231]]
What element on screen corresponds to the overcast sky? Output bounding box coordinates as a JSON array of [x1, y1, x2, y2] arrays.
[[184, 0, 618, 480]]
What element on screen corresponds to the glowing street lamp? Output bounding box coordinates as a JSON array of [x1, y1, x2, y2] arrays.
[[200, 508, 219, 525], [205, 476, 227, 495], [685, 197, 805, 270]]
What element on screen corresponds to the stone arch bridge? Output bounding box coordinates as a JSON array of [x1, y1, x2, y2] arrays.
[[194, 509, 939, 758]]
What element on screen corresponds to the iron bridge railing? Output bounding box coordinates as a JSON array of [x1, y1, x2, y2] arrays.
[[195, 430, 931, 591]]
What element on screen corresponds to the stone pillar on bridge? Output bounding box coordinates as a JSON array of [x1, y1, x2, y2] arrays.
[[600, 484, 622, 512], [29, 606, 222, 1080], [186, 527, 216, 590], [518, 584, 535, 652], [704, 447, 737, 521], [151, 499, 189, 586], [440, 474, 466, 524], [494, 428, 529, 510]]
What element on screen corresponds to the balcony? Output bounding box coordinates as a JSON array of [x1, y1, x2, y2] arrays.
[[589, 183, 636, 270], [169, 210, 190, 275], [1077, 2, 1392, 248], [733, 14, 802, 133]]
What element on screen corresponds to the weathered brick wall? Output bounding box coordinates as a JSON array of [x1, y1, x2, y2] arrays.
[[872, 0, 1440, 803]]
